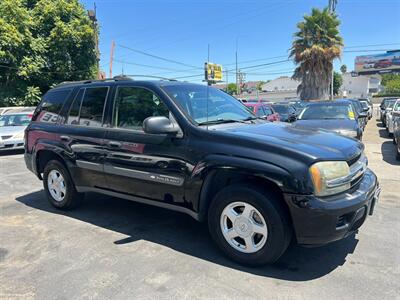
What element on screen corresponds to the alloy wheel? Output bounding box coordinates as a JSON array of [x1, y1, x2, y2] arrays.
[[220, 201, 268, 253], [47, 170, 66, 202]]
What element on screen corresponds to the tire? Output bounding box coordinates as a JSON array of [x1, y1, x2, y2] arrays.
[[43, 160, 84, 209], [208, 184, 292, 266]]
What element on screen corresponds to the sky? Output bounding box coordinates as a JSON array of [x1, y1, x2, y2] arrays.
[[80, 0, 400, 84]]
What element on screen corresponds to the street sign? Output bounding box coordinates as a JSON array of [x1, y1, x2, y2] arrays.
[[205, 62, 223, 82]]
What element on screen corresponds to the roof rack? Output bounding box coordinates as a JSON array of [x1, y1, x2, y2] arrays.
[[55, 74, 179, 88], [56, 76, 133, 87]]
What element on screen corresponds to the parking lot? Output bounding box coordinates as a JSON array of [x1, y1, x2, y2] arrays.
[[0, 117, 399, 300]]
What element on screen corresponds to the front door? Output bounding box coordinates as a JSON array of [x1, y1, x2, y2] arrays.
[[103, 85, 190, 205]]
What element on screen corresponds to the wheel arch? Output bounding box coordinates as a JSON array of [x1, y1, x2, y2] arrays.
[[195, 157, 295, 223]]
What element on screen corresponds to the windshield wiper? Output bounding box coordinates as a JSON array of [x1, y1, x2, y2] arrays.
[[198, 119, 250, 126]]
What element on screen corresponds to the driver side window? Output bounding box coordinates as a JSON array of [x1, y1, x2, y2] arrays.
[[113, 86, 169, 130]]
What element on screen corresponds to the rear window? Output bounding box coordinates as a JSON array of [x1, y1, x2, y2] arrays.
[[35, 89, 72, 123]]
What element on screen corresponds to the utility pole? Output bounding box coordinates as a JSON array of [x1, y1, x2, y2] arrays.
[[328, 0, 337, 100], [109, 40, 115, 78], [236, 37, 239, 95]]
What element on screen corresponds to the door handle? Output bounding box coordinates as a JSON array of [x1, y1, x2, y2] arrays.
[[60, 135, 71, 142], [108, 141, 122, 148]]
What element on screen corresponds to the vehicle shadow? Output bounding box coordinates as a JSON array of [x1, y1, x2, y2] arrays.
[[378, 128, 391, 139], [16, 190, 359, 282], [0, 149, 24, 157], [381, 141, 400, 165]]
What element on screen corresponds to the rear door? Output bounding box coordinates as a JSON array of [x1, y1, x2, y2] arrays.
[[58, 86, 110, 189], [103, 85, 189, 204]]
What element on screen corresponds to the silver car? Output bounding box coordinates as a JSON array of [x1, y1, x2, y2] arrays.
[[0, 110, 34, 151], [385, 99, 400, 137]]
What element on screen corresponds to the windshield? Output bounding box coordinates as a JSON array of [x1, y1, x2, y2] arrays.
[[162, 84, 254, 125], [0, 114, 32, 127], [271, 105, 290, 114], [360, 101, 369, 109], [299, 104, 355, 120]]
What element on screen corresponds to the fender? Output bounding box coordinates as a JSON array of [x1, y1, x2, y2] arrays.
[[186, 154, 309, 221], [30, 138, 73, 180]]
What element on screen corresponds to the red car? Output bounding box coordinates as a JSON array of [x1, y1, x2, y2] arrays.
[[374, 59, 392, 69], [244, 102, 280, 122]]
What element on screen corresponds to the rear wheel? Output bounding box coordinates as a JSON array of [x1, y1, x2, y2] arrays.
[[208, 184, 292, 266], [43, 160, 83, 209]]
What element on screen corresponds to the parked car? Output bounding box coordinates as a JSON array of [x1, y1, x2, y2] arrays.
[[0, 106, 20, 115], [386, 99, 400, 137], [294, 100, 364, 140], [382, 99, 397, 128], [244, 102, 280, 122], [25, 78, 380, 266], [271, 103, 297, 122], [374, 59, 392, 69], [358, 98, 373, 120], [393, 107, 400, 161], [347, 99, 368, 130], [380, 98, 397, 125], [0, 110, 34, 151]]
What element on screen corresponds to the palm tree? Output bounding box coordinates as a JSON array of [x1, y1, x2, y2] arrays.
[[290, 8, 343, 101]]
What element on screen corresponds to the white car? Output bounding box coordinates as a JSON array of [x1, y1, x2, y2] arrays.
[[386, 99, 400, 137], [0, 110, 34, 151]]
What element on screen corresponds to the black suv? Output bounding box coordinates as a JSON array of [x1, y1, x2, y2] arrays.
[[25, 78, 380, 266]]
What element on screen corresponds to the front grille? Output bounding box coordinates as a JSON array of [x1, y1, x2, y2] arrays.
[[1, 135, 12, 140], [349, 153, 367, 189]]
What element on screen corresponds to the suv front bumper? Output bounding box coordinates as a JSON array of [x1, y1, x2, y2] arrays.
[[283, 168, 379, 246]]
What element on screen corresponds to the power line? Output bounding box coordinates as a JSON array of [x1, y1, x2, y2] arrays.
[[113, 59, 197, 72], [118, 44, 202, 69]]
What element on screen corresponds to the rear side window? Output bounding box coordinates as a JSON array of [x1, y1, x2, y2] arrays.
[[80, 88, 108, 127], [35, 89, 72, 123], [66, 87, 108, 127]]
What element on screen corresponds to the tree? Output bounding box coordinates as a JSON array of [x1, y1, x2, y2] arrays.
[[256, 81, 265, 91], [290, 8, 343, 101], [340, 64, 347, 74], [381, 74, 400, 94], [227, 83, 237, 95], [0, 0, 98, 106], [332, 71, 342, 95]]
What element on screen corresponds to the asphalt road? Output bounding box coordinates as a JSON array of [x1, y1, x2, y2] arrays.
[[0, 118, 399, 300]]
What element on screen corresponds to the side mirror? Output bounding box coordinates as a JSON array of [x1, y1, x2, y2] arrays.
[[143, 116, 179, 135], [358, 113, 368, 119], [362, 107, 369, 112]]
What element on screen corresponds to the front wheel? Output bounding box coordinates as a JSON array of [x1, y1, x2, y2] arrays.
[[208, 184, 292, 266], [43, 160, 84, 209]]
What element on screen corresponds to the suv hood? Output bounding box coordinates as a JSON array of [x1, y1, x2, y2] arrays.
[[217, 122, 362, 163], [293, 119, 358, 131]]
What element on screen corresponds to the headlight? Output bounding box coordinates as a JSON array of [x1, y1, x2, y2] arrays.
[[309, 161, 350, 196], [337, 130, 358, 138], [13, 131, 25, 139]]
